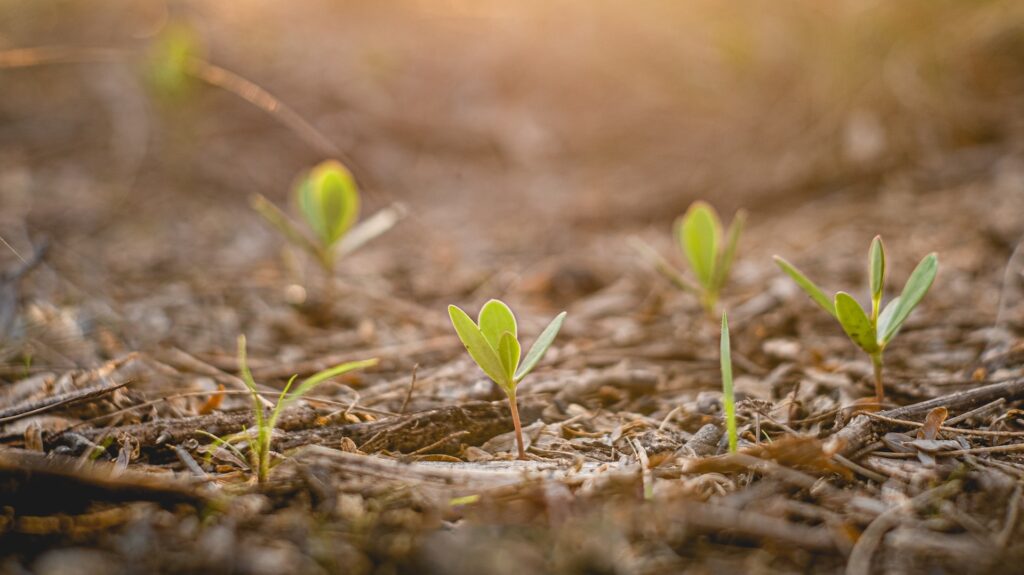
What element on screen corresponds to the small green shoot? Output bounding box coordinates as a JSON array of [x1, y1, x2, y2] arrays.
[[146, 24, 202, 100], [720, 311, 737, 453], [448, 300, 566, 459], [235, 335, 377, 483], [253, 160, 358, 275], [631, 201, 745, 314], [252, 161, 406, 278], [774, 236, 938, 404]]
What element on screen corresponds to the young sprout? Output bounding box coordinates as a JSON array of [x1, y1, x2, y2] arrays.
[[448, 300, 567, 460], [631, 201, 745, 314], [252, 161, 406, 278], [235, 335, 377, 483], [252, 160, 358, 275], [774, 237, 938, 405], [720, 311, 737, 453]]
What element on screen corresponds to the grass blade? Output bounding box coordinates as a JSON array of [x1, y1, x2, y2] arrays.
[[720, 312, 737, 453]]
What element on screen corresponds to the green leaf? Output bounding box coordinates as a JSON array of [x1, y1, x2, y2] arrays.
[[869, 236, 885, 313], [478, 299, 517, 351], [876, 297, 900, 344], [880, 253, 938, 344], [297, 161, 360, 248], [720, 312, 737, 453], [514, 311, 567, 382], [449, 305, 508, 385], [773, 256, 837, 318], [712, 210, 746, 292], [834, 292, 879, 354], [677, 201, 722, 290], [497, 332, 521, 385], [286, 359, 378, 412]]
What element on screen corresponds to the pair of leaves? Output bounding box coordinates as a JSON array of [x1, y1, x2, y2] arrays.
[[296, 160, 360, 250], [774, 237, 938, 354], [448, 300, 566, 395], [675, 201, 746, 304]]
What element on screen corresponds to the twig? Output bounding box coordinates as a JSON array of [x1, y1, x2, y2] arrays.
[[0, 380, 131, 424], [400, 364, 419, 415], [831, 453, 888, 484], [859, 411, 1024, 438], [945, 398, 1005, 426], [835, 377, 1024, 457], [941, 443, 1024, 457], [846, 481, 962, 575], [406, 430, 470, 456], [996, 485, 1021, 549]]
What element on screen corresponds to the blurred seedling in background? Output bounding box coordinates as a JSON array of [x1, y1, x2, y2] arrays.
[[145, 23, 203, 100], [631, 201, 746, 314], [448, 300, 566, 459], [253, 160, 407, 279], [774, 236, 938, 405], [199, 335, 377, 483], [720, 312, 737, 453]]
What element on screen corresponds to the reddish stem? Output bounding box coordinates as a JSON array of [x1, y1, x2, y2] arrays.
[[508, 394, 526, 460]]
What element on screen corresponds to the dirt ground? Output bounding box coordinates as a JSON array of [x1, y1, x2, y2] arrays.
[[3, 2, 1024, 574]]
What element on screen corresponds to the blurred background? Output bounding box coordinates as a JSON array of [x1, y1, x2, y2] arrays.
[[4, 0, 1023, 221], [2, 0, 1024, 358]]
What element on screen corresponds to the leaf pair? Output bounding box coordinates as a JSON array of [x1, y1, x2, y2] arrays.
[[774, 236, 938, 355], [674, 202, 746, 311], [448, 300, 566, 395], [253, 160, 408, 276], [296, 160, 360, 249]]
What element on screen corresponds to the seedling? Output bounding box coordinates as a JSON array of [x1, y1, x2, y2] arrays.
[[720, 311, 737, 453], [233, 335, 377, 483], [448, 300, 566, 459], [774, 236, 938, 404], [631, 201, 745, 314], [252, 160, 406, 277]]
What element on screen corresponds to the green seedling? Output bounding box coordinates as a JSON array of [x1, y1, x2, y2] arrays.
[[253, 160, 358, 275], [252, 161, 406, 278], [774, 236, 938, 405], [234, 335, 377, 483], [720, 311, 737, 453], [631, 201, 745, 314], [448, 300, 567, 460], [146, 23, 203, 100]]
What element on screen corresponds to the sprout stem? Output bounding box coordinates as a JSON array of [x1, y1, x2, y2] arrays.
[[508, 393, 526, 460], [871, 352, 885, 405]]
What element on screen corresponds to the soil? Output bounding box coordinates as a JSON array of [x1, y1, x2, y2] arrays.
[[3, 2, 1024, 574]]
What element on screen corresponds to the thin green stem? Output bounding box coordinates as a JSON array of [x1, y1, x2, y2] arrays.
[[871, 352, 885, 405], [507, 392, 526, 460], [720, 312, 737, 453]]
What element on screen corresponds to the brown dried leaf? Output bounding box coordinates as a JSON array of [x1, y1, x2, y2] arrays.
[[684, 435, 852, 479], [917, 407, 948, 440]]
